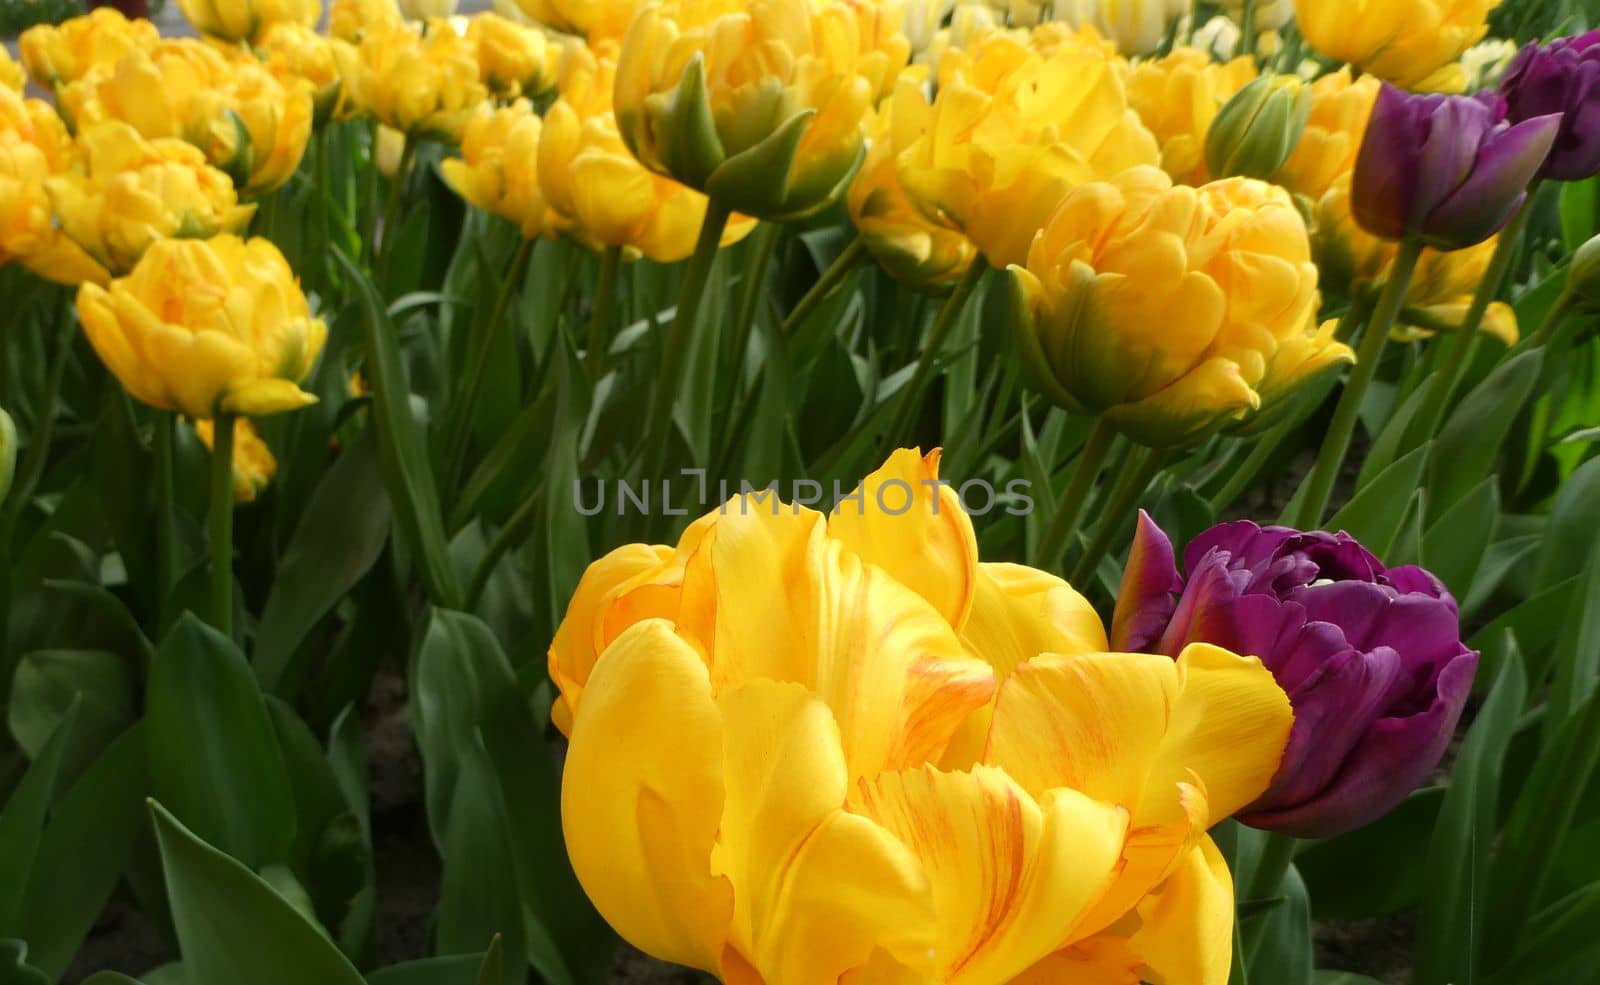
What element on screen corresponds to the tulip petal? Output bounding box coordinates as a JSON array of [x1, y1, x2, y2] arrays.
[[1104, 356, 1259, 448], [1126, 836, 1235, 985], [560, 620, 733, 972], [1110, 511, 1182, 653], [1423, 113, 1560, 249]]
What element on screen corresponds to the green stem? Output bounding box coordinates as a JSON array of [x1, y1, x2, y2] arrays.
[[153, 412, 177, 624], [0, 296, 74, 546], [465, 484, 543, 611], [1415, 193, 1536, 439], [1069, 446, 1167, 586], [1241, 832, 1299, 966], [781, 236, 868, 335], [376, 135, 416, 266], [724, 222, 783, 391], [640, 200, 733, 481], [443, 236, 536, 493], [1033, 417, 1118, 571], [1240, 0, 1257, 57], [1528, 289, 1574, 351], [587, 244, 623, 382], [208, 412, 237, 638], [1293, 238, 1423, 529], [886, 260, 986, 443]]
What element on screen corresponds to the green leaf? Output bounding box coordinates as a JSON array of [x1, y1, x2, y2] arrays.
[[1428, 348, 1542, 514], [0, 703, 77, 934], [1326, 444, 1429, 557], [7, 648, 135, 782], [146, 614, 296, 869], [1244, 864, 1312, 985], [366, 955, 483, 985], [435, 740, 526, 973], [1314, 974, 1386, 985], [0, 941, 48, 985], [1357, 374, 1439, 486], [81, 974, 146, 985], [1415, 643, 1527, 985], [1485, 881, 1600, 985], [1561, 175, 1598, 252], [1421, 478, 1499, 600], [1468, 574, 1576, 686], [254, 430, 393, 694], [150, 801, 367, 985], [1296, 786, 1443, 920], [1533, 455, 1600, 591]]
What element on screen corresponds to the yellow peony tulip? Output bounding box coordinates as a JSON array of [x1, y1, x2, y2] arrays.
[[398, 0, 459, 17], [1010, 166, 1353, 446], [76, 235, 326, 420], [831, 0, 913, 103], [847, 100, 978, 290], [177, 0, 321, 44], [1046, 0, 1191, 57], [554, 449, 1293, 985], [0, 47, 23, 93], [515, 0, 643, 41], [47, 121, 256, 277], [328, 0, 406, 41], [441, 100, 563, 239], [1294, 0, 1501, 92], [891, 27, 1158, 269], [613, 0, 876, 221], [18, 7, 158, 88], [916, 1, 999, 66], [257, 22, 346, 123], [334, 19, 488, 141], [464, 12, 560, 99], [0, 89, 107, 286], [194, 418, 278, 503], [1125, 46, 1258, 186], [1271, 67, 1380, 202], [536, 40, 754, 261]]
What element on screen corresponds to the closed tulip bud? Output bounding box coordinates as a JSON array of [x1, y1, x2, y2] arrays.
[[1050, 0, 1189, 56], [328, 0, 405, 41], [194, 418, 278, 503], [1011, 166, 1350, 446], [1272, 68, 1381, 201], [1205, 74, 1310, 181], [1115, 514, 1478, 838], [514, 0, 642, 41], [19, 8, 158, 88], [1125, 47, 1257, 186], [47, 121, 256, 277], [893, 28, 1158, 269], [1354, 85, 1558, 251], [0, 89, 109, 286], [334, 19, 488, 142], [1295, 0, 1499, 92], [76, 235, 326, 420], [1570, 235, 1600, 310], [613, 0, 875, 222], [177, 0, 320, 44], [466, 12, 559, 99], [441, 100, 562, 238], [0, 408, 14, 505], [1500, 31, 1600, 182]]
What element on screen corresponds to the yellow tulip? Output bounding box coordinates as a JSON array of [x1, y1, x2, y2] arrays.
[[193, 418, 278, 503], [441, 100, 562, 239], [1220, 0, 1294, 30], [899, 0, 956, 55], [47, 121, 256, 277], [515, 0, 643, 41], [915, 1, 999, 66], [536, 40, 755, 261], [334, 19, 488, 141], [1125, 46, 1257, 185], [1270, 67, 1380, 202], [328, 0, 406, 41], [1047, 0, 1190, 57], [0, 47, 24, 93], [830, 0, 913, 103], [1010, 166, 1352, 446], [228, 62, 317, 195], [399, 0, 459, 17], [554, 449, 1293, 985], [1459, 37, 1520, 92], [18, 7, 158, 88], [847, 101, 978, 290], [76, 235, 326, 420], [257, 22, 346, 123], [464, 12, 560, 99], [1294, 0, 1501, 91], [177, 0, 320, 44], [612, 0, 876, 221], [0, 89, 107, 286], [891, 27, 1158, 268]]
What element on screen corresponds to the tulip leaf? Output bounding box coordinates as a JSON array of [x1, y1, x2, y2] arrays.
[[1560, 176, 1598, 253], [80, 974, 145, 985], [332, 247, 463, 609], [1357, 374, 1440, 486], [7, 648, 135, 784], [1484, 881, 1600, 985], [1428, 348, 1543, 515], [146, 614, 296, 870], [1243, 864, 1312, 985], [1415, 641, 1527, 985], [150, 801, 368, 985], [366, 954, 484, 985], [1314, 975, 1386, 985], [1532, 455, 1600, 591], [253, 429, 394, 695], [704, 109, 813, 219], [0, 701, 77, 935], [1421, 478, 1499, 599], [0, 941, 48, 985], [1325, 444, 1430, 557], [1296, 786, 1444, 920]]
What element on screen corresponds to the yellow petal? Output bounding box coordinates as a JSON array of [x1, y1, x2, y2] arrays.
[[1127, 836, 1235, 985], [961, 562, 1108, 679]]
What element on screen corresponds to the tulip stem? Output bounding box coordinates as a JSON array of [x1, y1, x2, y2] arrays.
[[1240, 0, 1257, 57], [0, 296, 74, 549], [587, 244, 623, 382], [886, 260, 986, 444], [442, 235, 536, 495], [781, 236, 868, 335], [1069, 446, 1167, 587], [724, 223, 782, 389], [1527, 287, 1574, 350], [640, 200, 733, 482], [376, 136, 416, 266], [207, 411, 236, 639], [1034, 418, 1118, 572], [1294, 238, 1423, 530], [153, 412, 177, 625], [465, 482, 544, 612], [1241, 832, 1300, 965]]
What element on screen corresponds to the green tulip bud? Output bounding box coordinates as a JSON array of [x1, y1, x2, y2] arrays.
[[0, 408, 15, 507], [1206, 74, 1312, 181], [1571, 234, 1600, 310]]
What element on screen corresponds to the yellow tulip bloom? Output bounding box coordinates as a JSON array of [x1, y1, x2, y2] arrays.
[[328, 0, 406, 41], [18, 7, 158, 88], [0, 47, 24, 93], [555, 449, 1294, 985], [0, 89, 107, 286], [194, 418, 278, 503], [847, 101, 978, 290], [257, 22, 346, 123], [613, 0, 876, 221], [464, 12, 560, 99], [1011, 166, 1352, 446], [47, 121, 256, 277], [1125, 46, 1258, 186], [177, 0, 321, 44], [1294, 0, 1501, 91], [334, 19, 488, 141], [1047, 0, 1190, 57], [76, 235, 326, 420], [536, 40, 754, 261], [441, 100, 563, 239], [891, 27, 1158, 268], [398, 0, 459, 16], [830, 0, 913, 103], [1271, 68, 1380, 202], [515, 0, 643, 41]]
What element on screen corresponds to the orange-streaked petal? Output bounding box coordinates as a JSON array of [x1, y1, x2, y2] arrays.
[[1126, 836, 1235, 985]]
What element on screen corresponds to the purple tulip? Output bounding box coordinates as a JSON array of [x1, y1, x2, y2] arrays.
[[1111, 512, 1479, 839], [1501, 31, 1600, 182], [1353, 84, 1560, 250]]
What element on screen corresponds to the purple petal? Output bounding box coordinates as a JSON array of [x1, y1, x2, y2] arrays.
[[1411, 96, 1497, 231], [1292, 581, 1464, 676], [1382, 564, 1454, 605], [1182, 519, 1283, 578], [1423, 113, 1560, 249], [1111, 511, 1184, 652], [1155, 549, 1243, 658], [1352, 84, 1425, 241]]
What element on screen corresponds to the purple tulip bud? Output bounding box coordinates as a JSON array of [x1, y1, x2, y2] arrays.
[[1112, 512, 1479, 839], [1353, 83, 1561, 250], [1501, 31, 1600, 182]]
